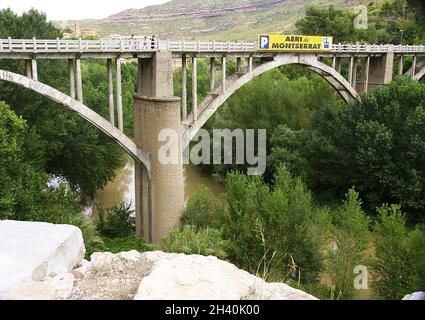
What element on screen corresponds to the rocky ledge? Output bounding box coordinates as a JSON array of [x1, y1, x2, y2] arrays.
[[0, 220, 316, 300]]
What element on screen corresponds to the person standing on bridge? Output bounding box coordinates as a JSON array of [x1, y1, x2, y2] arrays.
[[143, 36, 148, 50], [150, 35, 156, 50]]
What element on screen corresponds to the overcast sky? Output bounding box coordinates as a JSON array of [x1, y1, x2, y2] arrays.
[[0, 0, 170, 21]]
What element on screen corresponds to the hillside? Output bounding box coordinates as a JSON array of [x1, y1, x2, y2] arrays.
[[59, 0, 374, 40]]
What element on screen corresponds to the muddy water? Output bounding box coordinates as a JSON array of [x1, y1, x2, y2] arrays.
[[94, 159, 225, 212]]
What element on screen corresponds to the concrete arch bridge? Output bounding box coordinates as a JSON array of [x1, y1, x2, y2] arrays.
[[0, 38, 424, 242]]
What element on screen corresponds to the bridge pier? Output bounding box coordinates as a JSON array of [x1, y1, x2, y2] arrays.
[[181, 54, 187, 119], [107, 59, 115, 125], [357, 52, 394, 92], [76, 58, 83, 103], [68, 59, 76, 100], [134, 52, 184, 243], [192, 57, 198, 121], [210, 57, 215, 92]]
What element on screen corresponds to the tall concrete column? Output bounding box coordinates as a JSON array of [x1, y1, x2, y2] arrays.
[[248, 56, 253, 73], [181, 54, 187, 120], [348, 56, 354, 86], [137, 58, 143, 94], [364, 56, 370, 93], [352, 58, 358, 89], [192, 57, 198, 121], [107, 59, 115, 125], [134, 52, 184, 243], [236, 57, 242, 73], [76, 58, 83, 103], [210, 57, 215, 92], [222, 56, 226, 93], [31, 59, 38, 81], [337, 58, 342, 74], [412, 55, 417, 77], [116, 58, 123, 132], [332, 56, 336, 70], [399, 55, 404, 76], [25, 60, 32, 78], [367, 52, 394, 91], [68, 59, 75, 100]]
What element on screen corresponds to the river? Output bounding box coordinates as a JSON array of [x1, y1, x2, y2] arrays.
[[93, 159, 225, 213]]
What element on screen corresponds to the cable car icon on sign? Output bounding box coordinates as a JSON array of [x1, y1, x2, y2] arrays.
[[322, 37, 330, 49]]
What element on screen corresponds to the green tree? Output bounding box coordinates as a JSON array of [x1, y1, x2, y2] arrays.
[[276, 77, 425, 221], [0, 9, 128, 197], [0, 101, 83, 224]]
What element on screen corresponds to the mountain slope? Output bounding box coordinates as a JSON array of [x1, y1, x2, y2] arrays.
[[61, 0, 373, 40]]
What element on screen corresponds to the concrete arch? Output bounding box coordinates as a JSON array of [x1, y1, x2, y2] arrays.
[[183, 54, 359, 149], [0, 69, 151, 176], [413, 66, 425, 81]]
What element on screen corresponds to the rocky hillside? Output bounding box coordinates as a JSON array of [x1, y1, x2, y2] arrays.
[[59, 0, 373, 40]]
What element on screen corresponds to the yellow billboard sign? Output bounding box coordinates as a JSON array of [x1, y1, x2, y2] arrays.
[[258, 34, 333, 51]]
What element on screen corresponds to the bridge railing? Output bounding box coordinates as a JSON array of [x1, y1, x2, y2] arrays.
[[0, 37, 159, 52], [332, 43, 425, 53], [0, 38, 425, 54], [161, 40, 257, 52]]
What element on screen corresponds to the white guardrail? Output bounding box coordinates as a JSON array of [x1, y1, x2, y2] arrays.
[[0, 38, 424, 53]]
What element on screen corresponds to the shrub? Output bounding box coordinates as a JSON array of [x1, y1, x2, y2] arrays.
[[325, 189, 371, 299], [97, 201, 135, 238], [160, 225, 229, 260], [181, 186, 226, 229], [223, 166, 327, 283], [371, 204, 425, 299], [85, 235, 156, 258]]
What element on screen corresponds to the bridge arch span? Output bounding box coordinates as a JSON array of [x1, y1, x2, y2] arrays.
[[0, 69, 151, 176], [413, 66, 425, 81], [183, 54, 359, 148]]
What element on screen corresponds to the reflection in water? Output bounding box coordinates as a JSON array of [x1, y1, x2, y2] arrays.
[[93, 159, 225, 213]]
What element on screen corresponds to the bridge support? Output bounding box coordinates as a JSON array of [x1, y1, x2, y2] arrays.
[[116, 58, 123, 132], [210, 57, 215, 92], [134, 52, 184, 243], [358, 52, 394, 92], [399, 55, 404, 76], [181, 54, 187, 119], [222, 56, 226, 92], [107, 59, 115, 125], [192, 57, 198, 121], [76, 58, 83, 103], [68, 59, 76, 100]]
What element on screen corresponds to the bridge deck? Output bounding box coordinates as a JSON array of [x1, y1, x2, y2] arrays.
[[0, 38, 424, 59]]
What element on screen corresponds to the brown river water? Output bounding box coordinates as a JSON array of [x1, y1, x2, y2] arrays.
[[91, 159, 225, 214]]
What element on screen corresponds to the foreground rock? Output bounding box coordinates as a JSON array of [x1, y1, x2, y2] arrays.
[[133, 251, 316, 300], [0, 221, 316, 300], [72, 251, 316, 300], [0, 220, 85, 298], [403, 292, 425, 300]]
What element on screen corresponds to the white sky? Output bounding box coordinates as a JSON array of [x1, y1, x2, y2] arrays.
[[0, 0, 170, 21]]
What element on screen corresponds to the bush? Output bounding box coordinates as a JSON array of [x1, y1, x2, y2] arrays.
[[325, 189, 371, 299], [371, 204, 425, 299], [85, 235, 156, 258], [223, 166, 327, 283], [181, 186, 226, 229], [97, 202, 135, 238], [160, 225, 230, 260]]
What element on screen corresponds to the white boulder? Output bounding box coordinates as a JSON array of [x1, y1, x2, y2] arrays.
[[0, 220, 85, 293], [133, 251, 317, 300]]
